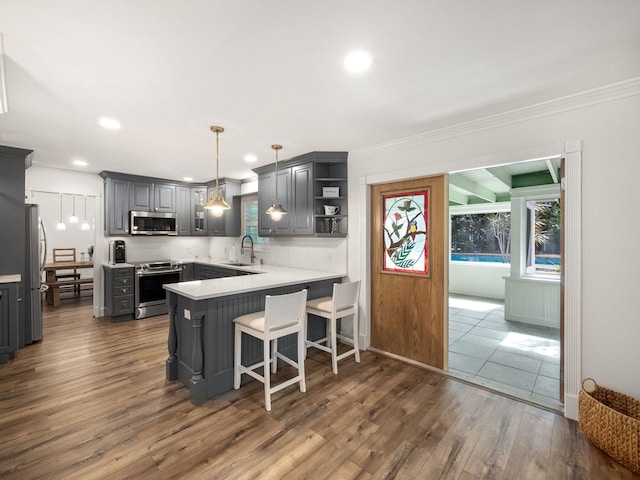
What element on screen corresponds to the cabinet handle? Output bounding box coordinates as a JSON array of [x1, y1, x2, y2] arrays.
[[122, 279, 128, 284]]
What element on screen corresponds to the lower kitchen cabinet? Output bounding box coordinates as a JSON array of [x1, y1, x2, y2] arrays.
[[0, 282, 19, 365], [103, 266, 135, 320]]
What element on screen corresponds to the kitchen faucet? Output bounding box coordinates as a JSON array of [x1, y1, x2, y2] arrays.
[[240, 235, 256, 263]]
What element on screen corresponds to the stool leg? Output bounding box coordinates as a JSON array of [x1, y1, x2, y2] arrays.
[[264, 339, 272, 411], [353, 309, 360, 363], [331, 315, 338, 374], [297, 330, 306, 393], [271, 338, 278, 374], [234, 327, 241, 389]]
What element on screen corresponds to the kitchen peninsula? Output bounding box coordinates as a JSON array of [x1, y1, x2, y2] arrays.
[[163, 261, 344, 405]]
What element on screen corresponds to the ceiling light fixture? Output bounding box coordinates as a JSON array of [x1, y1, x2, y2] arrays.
[[244, 154, 257, 163], [69, 195, 79, 223], [72, 159, 88, 167], [98, 117, 121, 130], [183, 176, 193, 182], [81, 195, 91, 231], [344, 50, 372, 73], [56, 194, 66, 231], [265, 144, 288, 221], [204, 126, 231, 217]]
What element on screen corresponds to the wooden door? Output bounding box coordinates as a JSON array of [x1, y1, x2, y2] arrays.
[[371, 175, 448, 368]]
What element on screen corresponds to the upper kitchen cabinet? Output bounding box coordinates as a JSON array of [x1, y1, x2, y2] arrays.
[[206, 179, 241, 236], [253, 152, 347, 237], [102, 171, 241, 237], [129, 180, 176, 213], [103, 175, 130, 235]]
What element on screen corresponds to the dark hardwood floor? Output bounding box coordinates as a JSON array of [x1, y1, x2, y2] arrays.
[[0, 296, 637, 479]]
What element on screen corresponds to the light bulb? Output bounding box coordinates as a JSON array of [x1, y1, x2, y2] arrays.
[[81, 221, 90, 231], [211, 205, 224, 217], [56, 221, 66, 231], [271, 211, 282, 221], [69, 214, 79, 224]]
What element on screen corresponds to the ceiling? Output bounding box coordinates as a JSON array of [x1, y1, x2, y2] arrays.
[[1, 1, 639, 183], [450, 157, 561, 206]]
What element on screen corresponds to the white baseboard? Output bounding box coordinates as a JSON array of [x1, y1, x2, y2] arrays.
[[564, 393, 579, 420]]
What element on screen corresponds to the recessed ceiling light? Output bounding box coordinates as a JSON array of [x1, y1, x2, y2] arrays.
[[344, 50, 372, 73], [98, 117, 121, 130], [72, 158, 88, 167], [183, 177, 194, 182], [244, 154, 257, 163]]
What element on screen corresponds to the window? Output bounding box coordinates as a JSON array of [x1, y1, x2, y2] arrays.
[[241, 194, 267, 244], [450, 212, 511, 263], [525, 199, 560, 274]]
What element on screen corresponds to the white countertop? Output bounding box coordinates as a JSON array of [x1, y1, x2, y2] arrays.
[[164, 260, 344, 301], [0, 274, 21, 284]]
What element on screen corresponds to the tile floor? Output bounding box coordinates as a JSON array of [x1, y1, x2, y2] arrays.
[[448, 294, 563, 412]]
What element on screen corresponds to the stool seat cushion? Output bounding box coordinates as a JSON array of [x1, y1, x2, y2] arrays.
[[233, 311, 266, 331], [234, 310, 298, 332], [306, 296, 333, 313], [307, 296, 354, 314]]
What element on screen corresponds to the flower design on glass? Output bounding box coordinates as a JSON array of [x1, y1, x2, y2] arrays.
[[383, 195, 427, 271]]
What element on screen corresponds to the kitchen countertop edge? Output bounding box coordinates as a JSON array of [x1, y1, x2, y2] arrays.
[[164, 260, 345, 301]]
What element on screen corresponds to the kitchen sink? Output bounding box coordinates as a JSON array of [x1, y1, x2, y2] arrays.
[[223, 262, 254, 267]]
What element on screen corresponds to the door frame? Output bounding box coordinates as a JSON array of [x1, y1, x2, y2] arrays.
[[356, 140, 582, 420]]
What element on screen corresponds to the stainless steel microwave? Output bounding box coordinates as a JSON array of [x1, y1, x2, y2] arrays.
[[130, 210, 178, 235]]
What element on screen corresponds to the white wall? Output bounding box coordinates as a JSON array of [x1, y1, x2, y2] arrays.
[[25, 166, 103, 315], [347, 87, 640, 401], [449, 262, 509, 300]]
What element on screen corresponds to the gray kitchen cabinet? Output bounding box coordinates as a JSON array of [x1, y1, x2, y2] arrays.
[[180, 263, 194, 281], [191, 187, 208, 236], [103, 176, 131, 235], [193, 264, 256, 279], [291, 163, 314, 235], [0, 282, 19, 365], [176, 186, 191, 236], [206, 179, 241, 237], [257, 168, 292, 235], [101, 171, 241, 237], [103, 266, 135, 320], [255, 153, 346, 236], [313, 159, 348, 237], [130, 180, 176, 212]]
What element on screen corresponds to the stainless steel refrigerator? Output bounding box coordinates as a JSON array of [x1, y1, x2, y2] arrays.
[[22, 204, 45, 345]]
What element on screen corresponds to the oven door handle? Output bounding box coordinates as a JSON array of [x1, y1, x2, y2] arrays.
[[136, 269, 182, 277]]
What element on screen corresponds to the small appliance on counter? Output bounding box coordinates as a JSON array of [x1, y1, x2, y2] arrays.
[[108, 240, 127, 264]]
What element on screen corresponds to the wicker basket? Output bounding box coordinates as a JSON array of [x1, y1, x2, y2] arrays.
[[578, 378, 640, 475]]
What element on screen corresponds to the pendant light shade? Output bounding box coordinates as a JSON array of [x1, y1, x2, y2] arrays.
[[265, 144, 288, 221], [56, 194, 66, 230], [204, 125, 231, 217], [69, 195, 79, 223], [81, 195, 91, 230]]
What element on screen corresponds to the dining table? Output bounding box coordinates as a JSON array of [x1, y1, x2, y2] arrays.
[[43, 260, 94, 307]]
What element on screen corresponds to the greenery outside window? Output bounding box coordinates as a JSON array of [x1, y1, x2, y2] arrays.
[[241, 194, 267, 244], [525, 199, 560, 274], [450, 202, 511, 264]]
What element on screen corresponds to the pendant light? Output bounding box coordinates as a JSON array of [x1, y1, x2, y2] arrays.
[[69, 195, 79, 223], [56, 194, 66, 230], [204, 125, 231, 217], [81, 195, 91, 230], [265, 144, 288, 221]]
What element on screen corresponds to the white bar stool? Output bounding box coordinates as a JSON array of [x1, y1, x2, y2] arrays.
[[305, 281, 360, 374], [233, 289, 308, 411]]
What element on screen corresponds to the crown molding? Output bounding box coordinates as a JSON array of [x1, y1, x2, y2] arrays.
[[355, 77, 640, 155]]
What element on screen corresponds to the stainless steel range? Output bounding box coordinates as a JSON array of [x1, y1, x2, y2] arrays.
[[135, 261, 182, 319]]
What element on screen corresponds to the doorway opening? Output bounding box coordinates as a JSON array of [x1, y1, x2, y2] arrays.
[[447, 157, 563, 411]]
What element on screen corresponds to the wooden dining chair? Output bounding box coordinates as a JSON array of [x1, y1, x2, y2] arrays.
[[53, 248, 81, 295]]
